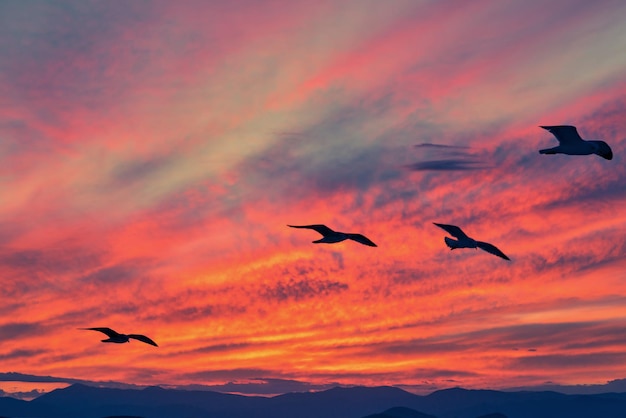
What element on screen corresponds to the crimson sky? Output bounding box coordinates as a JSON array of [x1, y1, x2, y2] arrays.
[[1, 0, 625, 396]]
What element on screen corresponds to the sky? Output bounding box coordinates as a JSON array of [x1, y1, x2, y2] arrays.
[[1, 0, 626, 399]]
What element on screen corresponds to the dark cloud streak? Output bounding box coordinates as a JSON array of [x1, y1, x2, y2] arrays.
[[407, 143, 491, 171], [0, 349, 46, 361], [260, 278, 349, 302], [406, 159, 490, 171], [0, 322, 42, 339]]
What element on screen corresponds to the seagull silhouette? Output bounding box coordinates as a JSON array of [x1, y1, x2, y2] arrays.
[[539, 125, 613, 160], [80, 327, 158, 347], [433, 223, 510, 261], [288, 224, 377, 247]]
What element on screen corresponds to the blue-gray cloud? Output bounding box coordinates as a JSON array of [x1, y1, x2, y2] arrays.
[[407, 143, 491, 171], [0, 348, 46, 361], [190, 377, 341, 395], [109, 154, 179, 189], [406, 159, 489, 171], [0, 322, 42, 339], [261, 278, 349, 302], [79, 262, 142, 285], [235, 94, 408, 206], [139, 297, 247, 323], [327, 319, 626, 361], [0, 1, 160, 108], [509, 352, 626, 369], [181, 342, 254, 356], [0, 246, 107, 300], [0, 247, 102, 276], [177, 369, 342, 394]]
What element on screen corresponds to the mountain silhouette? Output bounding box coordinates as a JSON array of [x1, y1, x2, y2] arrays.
[[362, 407, 510, 418], [270, 386, 421, 417], [0, 396, 34, 417], [363, 406, 437, 418], [2, 384, 626, 418]]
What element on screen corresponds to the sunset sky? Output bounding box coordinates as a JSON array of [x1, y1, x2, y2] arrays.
[[1, 0, 626, 398]]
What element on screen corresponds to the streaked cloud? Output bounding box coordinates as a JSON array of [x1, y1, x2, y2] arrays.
[[0, 349, 46, 361], [0, 323, 42, 340], [0, 0, 625, 395], [261, 278, 349, 302]]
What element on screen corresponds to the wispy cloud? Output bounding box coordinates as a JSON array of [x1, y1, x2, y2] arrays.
[[0, 349, 46, 361], [0, 0, 625, 392], [261, 278, 349, 302], [0, 323, 42, 339]]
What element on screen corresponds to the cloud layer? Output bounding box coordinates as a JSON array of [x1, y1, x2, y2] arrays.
[[0, 0, 625, 393]]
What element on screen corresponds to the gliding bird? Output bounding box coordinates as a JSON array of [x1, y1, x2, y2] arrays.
[[539, 125, 612, 160], [80, 327, 158, 347], [288, 224, 377, 247], [433, 223, 510, 261]]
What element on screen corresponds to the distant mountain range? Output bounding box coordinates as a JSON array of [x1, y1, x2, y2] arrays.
[[2, 384, 626, 418], [5, 372, 626, 397]]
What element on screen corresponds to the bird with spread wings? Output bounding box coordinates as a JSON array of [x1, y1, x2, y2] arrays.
[[288, 224, 377, 247], [80, 327, 158, 347], [539, 125, 612, 160], [433, 223, 510, 261]]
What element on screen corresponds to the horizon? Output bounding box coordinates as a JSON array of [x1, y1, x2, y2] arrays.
[[1, 0, 626, 400], [4, 371, 626, 401], [6, 379, 626, 418]]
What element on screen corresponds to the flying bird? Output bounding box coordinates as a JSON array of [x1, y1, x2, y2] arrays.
[[80, 327, 158, 347], [538, 125, 613, 160], [433, 223, 510, 261], [288, 224, 377, 247]]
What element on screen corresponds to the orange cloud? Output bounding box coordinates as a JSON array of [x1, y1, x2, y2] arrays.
[[0, 0, 625, 394]]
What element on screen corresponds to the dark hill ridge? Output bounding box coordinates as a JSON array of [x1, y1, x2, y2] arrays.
[[0, 395, 40, 417], [363, 406, 438, 418], [2, 384, 626, 418], [30, 383, 267, 418], [269, 385, 423, 418]]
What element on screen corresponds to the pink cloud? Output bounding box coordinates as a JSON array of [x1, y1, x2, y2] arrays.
[[0, 0, 625, 391]]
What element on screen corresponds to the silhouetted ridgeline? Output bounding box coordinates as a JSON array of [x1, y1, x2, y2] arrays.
[[2, 384, 626, 418], [363, 406, 437, 418]]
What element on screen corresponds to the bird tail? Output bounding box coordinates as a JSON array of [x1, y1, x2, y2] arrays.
[[539, 148, 556, 155]]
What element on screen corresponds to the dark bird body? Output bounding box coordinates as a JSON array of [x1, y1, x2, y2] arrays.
[[433, 223, 510, 261], [80, 327, 158, 347], [288, 224, 377, 247], [539, 125, 612, 160]]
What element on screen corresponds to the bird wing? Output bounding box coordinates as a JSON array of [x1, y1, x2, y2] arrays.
[[433, 223, 469, 240], [476, 241, 510, 261], [128, 334, 158, 347], [80, 327, 121, 338], [287, 224, 335, 236], [540, 125, 583, 144], [346, 233, 377, 247]]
